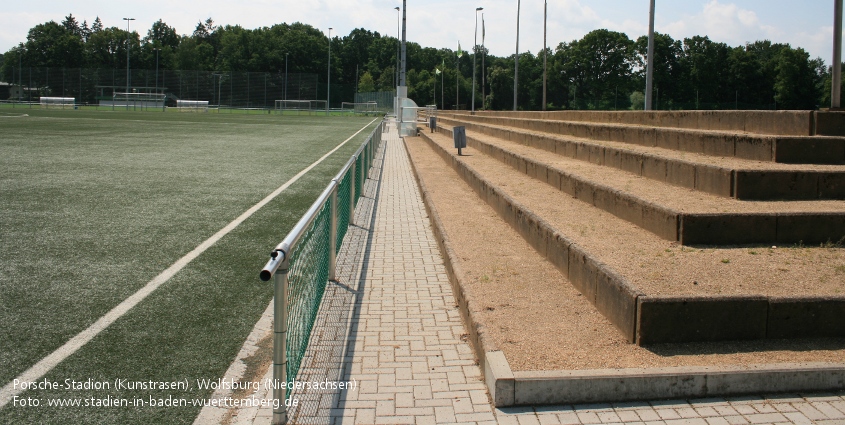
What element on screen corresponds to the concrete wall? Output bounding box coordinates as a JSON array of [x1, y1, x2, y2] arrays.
[[450, 110, 832, 136], [416, 126, 845, 345]]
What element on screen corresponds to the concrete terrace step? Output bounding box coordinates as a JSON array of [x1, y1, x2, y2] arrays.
[[435, 115, 845, 200], [441, 112, 845, 165], [431, 124, 845, 246], [411, 129, 845, 345], [457, 110, 845, 136]]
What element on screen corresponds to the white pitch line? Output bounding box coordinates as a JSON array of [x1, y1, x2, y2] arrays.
[[0, 118, 378, 408]]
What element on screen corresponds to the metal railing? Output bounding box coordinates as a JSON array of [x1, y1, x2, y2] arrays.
[[259, 120, 383, 425]]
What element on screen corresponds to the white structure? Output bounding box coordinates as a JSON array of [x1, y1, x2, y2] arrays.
[[106, 92, 165, 110], [341, 102, 378, 114], [39, 97, 75, 109], [176, 100, 209, 112], [275, 99, 328, 113]]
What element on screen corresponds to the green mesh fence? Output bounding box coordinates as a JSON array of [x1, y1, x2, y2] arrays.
[[285, 200, 331, 397], [355, 154, 363, 205], [335, 171, 352, 252], [274, 120, 383, 400]]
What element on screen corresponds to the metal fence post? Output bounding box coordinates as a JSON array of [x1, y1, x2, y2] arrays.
[[272, 262, 289, 425], [329, 185, 338, 281], [350, 159, 357, 226]]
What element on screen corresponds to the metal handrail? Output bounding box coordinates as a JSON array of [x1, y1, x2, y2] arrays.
[[259, 124, 378, 282], [259, 179, 338, 281], [258, 119, 383, 425]]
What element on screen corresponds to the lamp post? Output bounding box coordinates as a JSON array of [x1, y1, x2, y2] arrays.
[[212, 73, 222, 110], [482, 13, 486, 111], [123, 18, 135, 97], [18, 45, 23, 103], [543, 0, 548, 111], [472, 7, 483, 114], [834, 0, 843, 109], [645, 0, 655, 110], [327, 27, 332, 116], [395, 7, 401, 90], [154, 47, 161, 111], [513, 0, 520, 111]]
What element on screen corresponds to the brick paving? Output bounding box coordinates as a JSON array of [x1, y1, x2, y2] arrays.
[[225, 121, 845, 425]]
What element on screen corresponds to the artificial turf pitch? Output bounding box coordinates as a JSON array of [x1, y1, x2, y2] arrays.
[[0, 109, 380, 424]]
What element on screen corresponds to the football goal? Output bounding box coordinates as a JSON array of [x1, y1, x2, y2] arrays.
[[176, 100, 210, 112], [275, 99, 328, 113], [112, 92, 166, 110], [40, 97, 75, 109], [341, 102, 379, 115]]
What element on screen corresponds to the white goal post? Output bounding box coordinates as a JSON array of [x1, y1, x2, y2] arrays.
[[40, 97, 75, 109], [274, 99, 328, 112], [112, 92, 166, 110], [176, 100, 210, 112], [341, 101, 379, 114]]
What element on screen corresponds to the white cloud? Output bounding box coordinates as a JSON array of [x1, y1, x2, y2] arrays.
[[663, 1, 782, 46]]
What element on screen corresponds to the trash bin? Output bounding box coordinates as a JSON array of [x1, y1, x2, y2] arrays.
[[453, 126, 466, 155]]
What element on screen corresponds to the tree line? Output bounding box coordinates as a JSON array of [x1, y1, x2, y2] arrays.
[[1, 14, 841, 110]]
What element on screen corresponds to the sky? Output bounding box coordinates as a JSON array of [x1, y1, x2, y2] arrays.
[[0, 0, 839, 66]]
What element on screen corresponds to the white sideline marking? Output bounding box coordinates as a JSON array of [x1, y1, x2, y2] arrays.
[[0, 118, 378, 408]]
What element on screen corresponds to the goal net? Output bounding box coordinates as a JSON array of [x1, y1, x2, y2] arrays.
[[341, 102, 379, 114], [40, 97, 75, 109], [112, 92, 166, 110], [275, 99, 328, 112], [176, 100, 209, 112]]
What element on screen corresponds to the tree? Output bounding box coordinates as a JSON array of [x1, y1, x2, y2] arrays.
[[24, 21, 84, 68], [635, 32, 682, 108], [681, 36, 731, 106], [558, 29, 635, 110], [358, 71, 376, 93], [774, 47, 821, 109], [91, 17, 103, 33]]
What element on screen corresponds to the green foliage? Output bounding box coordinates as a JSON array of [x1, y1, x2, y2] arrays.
[[358, 71, 376, 93], [1, 14, 832, 110], [630, 91, 645, 110]]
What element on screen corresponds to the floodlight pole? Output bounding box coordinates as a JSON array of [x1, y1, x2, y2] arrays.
[[645, 0, 655, 111], [482, 13, 486, 110], [513, 0, 520, 111], [19, 45, 23, 103], [472, 7, 483, 114], [285, 53, 289, 102], [543, 0, 548, 111], [154, 47, 161, 111], [123, 18, 135, 97], [395, 7, 401, 90], [834, 0, 843, 109], [327, 27, 332, 116], [400, 1, 407, 87]]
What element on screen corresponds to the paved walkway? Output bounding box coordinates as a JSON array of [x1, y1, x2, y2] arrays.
[[217, 120, 845, 425]]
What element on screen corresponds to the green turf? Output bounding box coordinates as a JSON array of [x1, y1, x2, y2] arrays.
[[0, 104, 385, 117], [0, 109, 380, 423]]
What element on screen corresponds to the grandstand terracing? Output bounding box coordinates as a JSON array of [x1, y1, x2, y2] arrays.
[[405, 110, 845, 405]]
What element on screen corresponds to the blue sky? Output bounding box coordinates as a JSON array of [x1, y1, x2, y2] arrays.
[[0, 1, 839, 66]]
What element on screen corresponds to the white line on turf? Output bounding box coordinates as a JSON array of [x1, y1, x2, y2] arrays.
[[0, 117, 378, 409]]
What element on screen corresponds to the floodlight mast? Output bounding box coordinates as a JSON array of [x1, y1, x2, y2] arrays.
[[395, 7, 400, 90], [645, 0, 655, 111], [123, 18, 135, 97], [400, 1, 407, 88], [543, 0, 548, 111], [513, 0, 520, 111], [472, 7, 483, 114], [834, 0, 843, 109], [327, 27, 332, 116]]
